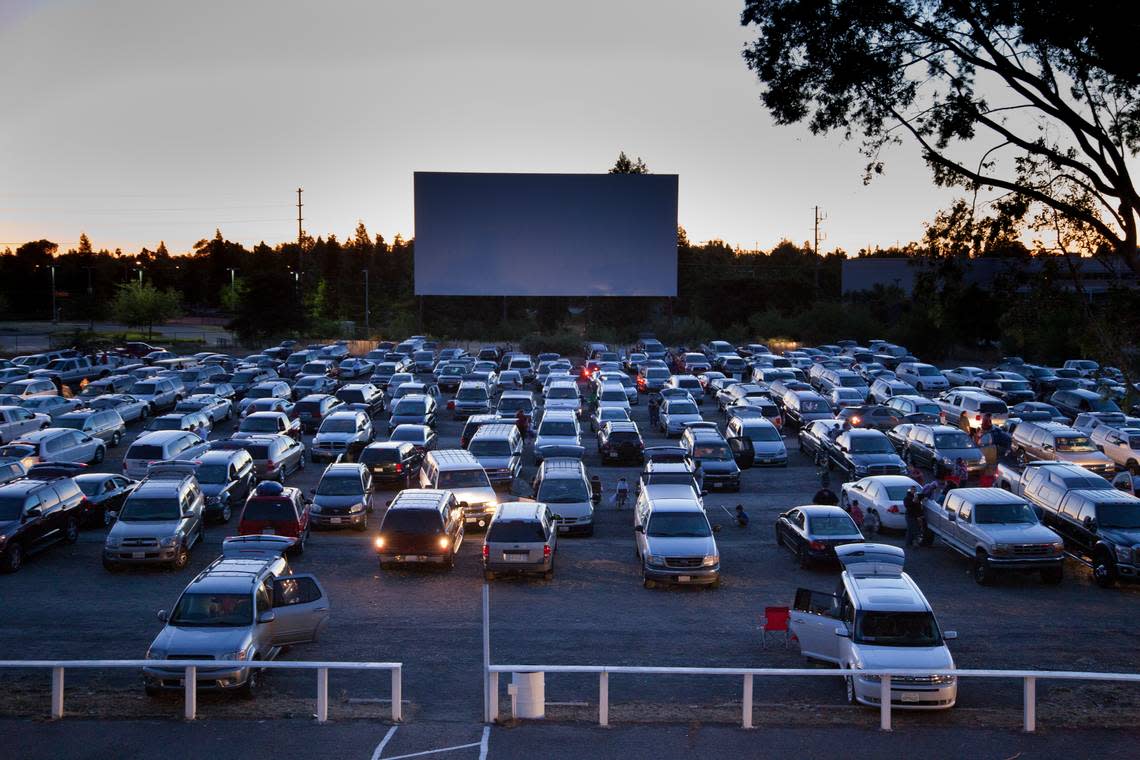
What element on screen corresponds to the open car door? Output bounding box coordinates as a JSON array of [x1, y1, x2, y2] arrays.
[[727, 436, 755, 469], [271, 573, 330, 645], [790, 588, 842, 663]]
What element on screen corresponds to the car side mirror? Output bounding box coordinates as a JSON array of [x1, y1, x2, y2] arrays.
[[258, 610, 276, 624], [1083, 516, 1097, 532], [24, 507, 41, 519], [157, 609, 168, 623], [634, 525, 644, 533], [943, 630, 958, 640], [947, 512, 957, 522], [834, 626, 850, 638], [459, 501, 469, 510], [1043, 443, 1053, 452], [106, 510, 118, 523]]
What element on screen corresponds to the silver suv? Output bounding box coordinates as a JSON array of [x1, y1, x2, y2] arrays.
[[103, 466, 205, 570], [531, 458, 598, 535], [482, 501, 557, 581], [143, 535, 329, 696]]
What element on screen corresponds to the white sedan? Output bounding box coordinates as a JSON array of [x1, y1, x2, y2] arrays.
[[839, 474, 921, 533]]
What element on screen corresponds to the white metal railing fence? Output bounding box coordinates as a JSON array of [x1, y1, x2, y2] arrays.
[[484, 664, 1140, 732], [0, 660, 403, 723]]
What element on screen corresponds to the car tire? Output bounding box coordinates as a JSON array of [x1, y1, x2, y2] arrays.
[[63, 516, 79, 544], [1, 543, 23, 574], [92, 446, 105, 465], [141, 406, 150, 420], [295, 529, 308, 554], [544, 568, 554, 581], [845, 672, 858, 705], [1093, 549, 1118, 588], [353, 518, 367, 533], [1041, 567, 1063, 585], [102, 557, 119, 572], [972, 552, 994, 585], [171, 544, 190, 571], [775, 528, 784, 547], [220, 502, 232, 523], [919, 526, 934, 546], [238, 661, 260, 699]]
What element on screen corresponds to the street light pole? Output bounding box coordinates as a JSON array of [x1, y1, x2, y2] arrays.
[[362, 269, 370, 335], [50, 265, 57, 323], [85, 266, 94, 331]]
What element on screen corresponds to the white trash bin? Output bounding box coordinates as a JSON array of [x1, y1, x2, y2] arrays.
[[512, 671, 545, 719]]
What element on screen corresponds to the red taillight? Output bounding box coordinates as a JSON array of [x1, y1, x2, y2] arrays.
[[543, 545, 552, 559], [395, 463, 403, 473], [774, 417, 783, 428], [448, 400, 455, 410], [482, 544, 489, 559], [809, 540, 825, 551], [888, 505, 900, 513], [975, 414, 982, 421]]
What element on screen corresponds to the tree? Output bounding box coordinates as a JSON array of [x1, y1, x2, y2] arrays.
[[610, 151, 650, 174], [741, 1, 1140, 272], [109, 281, 182, 338], [77, 233, 93, 255]]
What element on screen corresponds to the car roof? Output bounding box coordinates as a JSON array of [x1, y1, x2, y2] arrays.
[[541, 458, 586, 476], [16, 428, 71, 442], [795, 504, 854, 518], [323, 462, 366, 476], [643, 484, 702, 505], [493, 501, 547, 521], [389, 488, 449, 509]]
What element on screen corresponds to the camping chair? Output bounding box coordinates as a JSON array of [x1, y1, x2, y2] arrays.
[[759, 606, 792, 648]]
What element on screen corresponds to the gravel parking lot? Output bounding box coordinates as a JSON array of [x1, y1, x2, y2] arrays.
[[2, 377, 1139, 736]]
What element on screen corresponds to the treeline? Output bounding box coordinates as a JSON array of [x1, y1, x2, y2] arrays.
[[1, 227, 1136, 368]]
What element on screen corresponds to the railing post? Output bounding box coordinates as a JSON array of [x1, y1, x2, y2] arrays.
[[879, 675, 891, 731], [391, 665, 403, 722], [599, 671, 609, 727], [51, 666, 64, 720], [1023, 676, 1036, 733], [742, 673, 753, 729], [489, 671, 499, 723], [184, 666, 197, 721], [316, 667, 329, 724]]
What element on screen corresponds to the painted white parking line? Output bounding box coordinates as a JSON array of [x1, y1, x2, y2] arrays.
[[374, 727, 491, 760], [379, 742, 482, 760], [371, 726, 399, 760]]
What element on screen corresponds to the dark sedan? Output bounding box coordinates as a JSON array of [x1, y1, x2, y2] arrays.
[[828, 429, 907, 481], [775, 505, 864, 568], [74, 473, 138, 526]]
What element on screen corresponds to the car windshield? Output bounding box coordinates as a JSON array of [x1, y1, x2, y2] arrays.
[[469, 440, 512, 457], [390, 429, 425, 444], [383, 509, 442, 533], [809, 515, 858, 535], [170, 592, 252, 627], [647, 511, 711, 538], [54, 416, 88, 430], [457, 387, 488, 401], [1098, 502, 1140, 529], [243, 418, 283, 433], [883, 485, 912, 500], [537, 478, 589, 502], [498, 398, 532, 412], [1004, 381, 1031, 391], [801, 399, 829, 413], [320, 419, 358, 434], [547, 387, 577, 399], [241, 498, 295, 521], [540, 421, 577, 437], [934, 433, 975, 449], [647, 473, 696, 488], [600, 390, 626, 401], [849, 437, 894, 454], [974, 502, 1038, 524], [394, 401, 425, 415], [245, 387, 274, 399], [669, 403, 698, 416], [646, 369, 669, 379], [1055, 436, 1095, 452], [150, 418, 183, 431], [132, 382, 157, 395], [119, 498, 180, 521], [916, 366, 940, 376], [437, 470, 490, 489], [194, 464, 229, 484], [317, 476, 363, 496], [855, 611, 941, 647], [747, 426, 781, 442], [0, 496, 27, 520], [839, 377, 864, 388], [693, 443, 731, 460]]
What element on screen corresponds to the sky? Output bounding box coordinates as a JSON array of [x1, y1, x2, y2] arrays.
[[0, 0, 960, 256]]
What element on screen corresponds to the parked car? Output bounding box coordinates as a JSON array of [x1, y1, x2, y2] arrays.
[[176, 394, 234, 424], [192, 448, 256, 523], [633, 484, 720, 588], [375, 488, 465, 569], [389, 423, 438, 456], [21, 395, 84, 420], [902, 425, 986, 478], [293, 393, 344, 434], [0, 476, 85, 573], [0, 405, 51, 444], [359, 441, 423, 485], [238, 411, 302, 441], [102, 467, 206, 570], [1037, 487, 1140, 587], [775, 505, 864, 567], [122, 431, 210, 479], [390, 394, 438, 428], [724, 415, 787, 466], [1010, 421, 1115, 475], [896, 362, 950, 394], [310, 410, 374, 463], [2, 428, 106, 468], [482, 501, 558, 580], [335, 383, 386, 417], [1049, 388, 1121, 420], [54, 408, 127, 447], [531, 457, 598, 535], [238, 480, 311, 554], [310, 462, 374, 531], [839, 475, 922, 534], [798, 418, 844, 464], [74, 472, 138, 526], [827, 429, 906, 481]]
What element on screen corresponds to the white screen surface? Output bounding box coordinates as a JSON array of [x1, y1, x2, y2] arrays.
[[414, 172, 678, 296]]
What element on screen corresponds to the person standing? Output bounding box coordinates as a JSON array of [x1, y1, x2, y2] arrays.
[[903, 486, 922, 547], [648, 395, 660, 429]]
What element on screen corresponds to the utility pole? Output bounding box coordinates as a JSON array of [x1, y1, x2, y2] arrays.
[[296, 187, 304, 281], [813, 205, 827, 294], [49, 265, 57, 324], [85, 266, 94, 331], [362, 269, 370, 334]]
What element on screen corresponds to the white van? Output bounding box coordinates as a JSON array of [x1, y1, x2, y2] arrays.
[[790, 544, 958, 710]]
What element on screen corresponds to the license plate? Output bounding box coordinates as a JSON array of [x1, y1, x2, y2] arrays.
[[503, 553, 528, 562], [131, 552, 145, 559], [901, 692, 920, 703], [261, 528, 275, 535], [558, 526, 569, 533], [330, 518, 342, 524], [677, 575, 691, 582], [608, 452, 619, 458]]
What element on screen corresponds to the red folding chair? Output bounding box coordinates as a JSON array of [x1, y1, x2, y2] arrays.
[[759, 606, 792, 648]]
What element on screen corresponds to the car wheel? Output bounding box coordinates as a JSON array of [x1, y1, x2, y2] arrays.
[[1041, 567, 1064, 585], [297, 456, 306, 472], [296, 529, 308, 554], [1, 543, 23, 573], [1093, 549, 1118, 588], [845, 672, 858, 704], [353, 517, 367, 533], [171, 544, 190, 571], [863, 510, 880, 535], [111, 431, 122, 447], [919, 526, 934, 546], [972, 552, 994, 585], [1127, 460, 1138, 475], [643, 576, 656, 589], [92, 446, 105, 465], [63, 516, 79, 544], [238, 661, 261, 699]]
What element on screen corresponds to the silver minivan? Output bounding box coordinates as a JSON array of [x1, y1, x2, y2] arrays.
[[482, 501, 557, 580], [122, 430, 210, 479]]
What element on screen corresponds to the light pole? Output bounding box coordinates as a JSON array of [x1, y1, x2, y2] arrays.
[[362, 269, 370, 334], [134, 267, 143, 284], [84, 266, 94, 331], [227, 267, 237, 296], [49, 264, 57, 323]]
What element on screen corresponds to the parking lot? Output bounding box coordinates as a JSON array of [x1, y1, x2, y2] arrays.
[[3, 373, 1139, 747]]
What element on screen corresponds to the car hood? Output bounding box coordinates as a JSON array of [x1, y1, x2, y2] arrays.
[[851, 453, 906, 467], [646, 535, 717, 557], [1100, 527, 1140, 547], [314, 432, 356, 444], [753, 441, 787, 455], [199, 483, 229, 498], [936, 446, 985, 463], [150, 625, 251, 655], [535, 435, 580, 448], [984, 522, 1061, 542], [474, 455, 513, 469], [0, 519, 20, 535], [452, 486, 497, 506], [852, 644, 955, 671], [545, 499, 592, 519], [314, 494, 364, 509], [110, 519, 181, 538], [1056, 451, 1113, 467], [698, 459, 739, 475]]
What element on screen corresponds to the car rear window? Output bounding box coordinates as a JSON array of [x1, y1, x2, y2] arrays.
[[488, 520, 546, 542], [241, 498, 296, 521], [382, 509, 443, 533], [978, 400, 1007, 413], [126, 444, 165, 460], [361, 447, 401, 464]]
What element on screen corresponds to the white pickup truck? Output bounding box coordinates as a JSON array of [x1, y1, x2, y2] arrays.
[[921, 487, 1064, 585], [996, 460, 1113, 513], [31, 356, 122, 386]]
